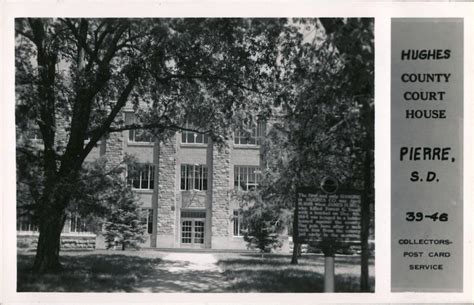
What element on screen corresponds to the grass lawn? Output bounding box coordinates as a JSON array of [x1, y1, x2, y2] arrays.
[[18, 250, 374, 292], [17, 250, 165, 292], [215, 253, 375, 292]]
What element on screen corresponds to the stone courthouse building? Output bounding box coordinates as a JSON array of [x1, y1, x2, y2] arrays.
[[17, 106, 279, 251], [106, 110, 268, 250]]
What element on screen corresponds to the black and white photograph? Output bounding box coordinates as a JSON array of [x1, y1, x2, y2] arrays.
[[14, 17, 374, 293]]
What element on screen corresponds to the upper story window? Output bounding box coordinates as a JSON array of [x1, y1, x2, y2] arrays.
[[124, 112, 154, 143], [127, 164, 155, 190], [180, 164, 208, 191], [234, 165, 261, 191], [129, 129, 154, 143], [234, 122, 265, 146], [181, 122, 209, 144]]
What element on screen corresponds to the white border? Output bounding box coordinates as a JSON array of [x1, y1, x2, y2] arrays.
[[1, 1, 473, 304]]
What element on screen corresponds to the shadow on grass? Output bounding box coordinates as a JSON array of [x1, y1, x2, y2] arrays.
[[216, 254, 375, 292], [18, 251, 228, 292], [17, 251, 164, 292], [18, 251, 374, 292]]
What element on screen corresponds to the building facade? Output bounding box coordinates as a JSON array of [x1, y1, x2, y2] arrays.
[[106, 110, 267, 250], [17, 108, 289, 251], [96, 110, 278, 249]]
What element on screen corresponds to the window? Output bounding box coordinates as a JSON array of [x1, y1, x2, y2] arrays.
[[234, 122, 265, 145], [234, 166, 261, 191], [125, 112, 154, 143], [147, 209, 153, 234], [180, 164, 208, 191], [17, 213, 38, 232], [69, 213, 90, 233], [127, 164, 155, 190], [129, 129, 154, 143], [233, 210, 244, 236], [141, 209, 153, 234], [181, 122, 209, 144], [181, 210, 206, 219]]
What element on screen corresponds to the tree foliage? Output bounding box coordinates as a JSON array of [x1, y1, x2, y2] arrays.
[[239, 194, 287, 254], [244, 18, 374, 264], [16, 18, 288, 272], [266, 18, 374, 194]]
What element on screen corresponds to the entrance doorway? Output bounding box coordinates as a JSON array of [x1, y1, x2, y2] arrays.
[[180, 210, 206, 248]]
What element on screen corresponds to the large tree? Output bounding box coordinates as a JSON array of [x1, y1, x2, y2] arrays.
[[258, 18, 373, 290], [15, 18, 285, 273]]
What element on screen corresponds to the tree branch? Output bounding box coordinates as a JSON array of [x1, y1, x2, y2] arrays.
[[152, 72, 269, 96], [106, 122, 211, 135], [80, 75, 138, 161], [61, 18, 95, 60], [100, 20, 129, 65]]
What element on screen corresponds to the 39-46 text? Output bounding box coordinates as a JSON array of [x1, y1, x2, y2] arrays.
[[406, 212, 448, 222]]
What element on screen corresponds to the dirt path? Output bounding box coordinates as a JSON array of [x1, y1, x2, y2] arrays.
[[135, 252, 228, 292]]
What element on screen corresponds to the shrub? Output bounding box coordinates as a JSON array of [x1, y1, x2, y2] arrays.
[[241, 201, 285, 254], [103, 187, 146, 250]]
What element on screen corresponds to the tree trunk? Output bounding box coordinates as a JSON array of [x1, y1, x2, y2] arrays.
[[291, 239, 298, 264], [33, 208, 66, 273], [32, 172, 77, 274], [291, 196, 299, 265], [122, 243, 126, 251]]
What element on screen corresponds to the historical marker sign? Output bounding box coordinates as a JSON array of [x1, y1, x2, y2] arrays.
[[297, 189, 361, 243]]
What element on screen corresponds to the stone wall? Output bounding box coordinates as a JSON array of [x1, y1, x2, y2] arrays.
[[156, 137, 177, 236], [210, 142, 232, 238], [17, 233, 96, 251], [54, 115, 69, 154], [106, 130, 124, 170]]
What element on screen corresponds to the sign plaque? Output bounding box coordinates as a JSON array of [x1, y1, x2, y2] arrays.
[[297, 189, 361, 244]]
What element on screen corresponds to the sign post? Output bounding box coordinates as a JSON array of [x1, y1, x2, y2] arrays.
[[297, 180, 362, 293], [324, 256, 335, 292], [320, 177, 338, 293], [320, 238, 337, 292]]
